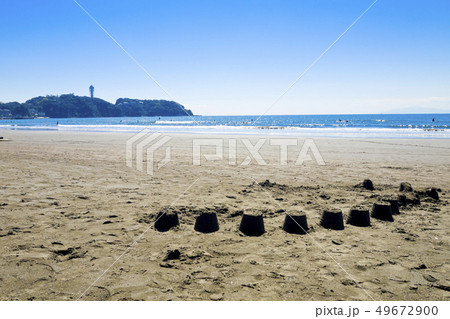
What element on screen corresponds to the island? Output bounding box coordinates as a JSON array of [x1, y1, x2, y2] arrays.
[[0, 94, 193, 119]]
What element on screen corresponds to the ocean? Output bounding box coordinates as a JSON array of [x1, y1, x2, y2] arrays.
[[1, 114, 449, 138]]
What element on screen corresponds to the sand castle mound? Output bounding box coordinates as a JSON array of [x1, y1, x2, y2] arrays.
[[382, 196, 400, 215], [399, 182, 413, 192], [283, 214, 308, 234], [346, 207, 371, 227], [154, 211, 179, 232], [354, 179, 374, 191], [425, 188, 440, 201], [239, 212, 265, 236], [194, 212, 220, 233], [320, 209, 344, 230], [398, 193, 421, 207], [371, 202, 394, 222]]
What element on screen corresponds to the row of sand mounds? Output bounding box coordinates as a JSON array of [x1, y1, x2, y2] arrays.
[[147, 200, 402, 236], [140, 180, 441, 236], [347, 207, 371, 227]]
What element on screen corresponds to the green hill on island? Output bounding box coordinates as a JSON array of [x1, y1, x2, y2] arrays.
[[0, 94, 194, 118]]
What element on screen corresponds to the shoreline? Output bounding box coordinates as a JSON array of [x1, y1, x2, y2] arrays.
[[1, 125, 450, 139]]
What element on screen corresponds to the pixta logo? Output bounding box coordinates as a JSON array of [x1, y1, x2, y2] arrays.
[[126, 130, 171, 176]]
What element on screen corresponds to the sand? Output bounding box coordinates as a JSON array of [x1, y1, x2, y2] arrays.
[[0, 130, 449, 300]]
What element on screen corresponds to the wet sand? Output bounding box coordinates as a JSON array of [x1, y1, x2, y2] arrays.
[[0, 130, 449, 300]]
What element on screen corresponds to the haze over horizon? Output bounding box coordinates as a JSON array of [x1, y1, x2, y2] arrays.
[[1, 0, 449, 115]]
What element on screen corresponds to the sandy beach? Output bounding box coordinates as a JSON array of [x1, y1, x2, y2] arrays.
[[0, 130, 449, 301]]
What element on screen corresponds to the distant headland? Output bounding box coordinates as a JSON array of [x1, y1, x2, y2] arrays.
[[0, 90, 193, 119]]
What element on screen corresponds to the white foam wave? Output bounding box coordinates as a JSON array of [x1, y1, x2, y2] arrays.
[[2, 123, 450, 138]]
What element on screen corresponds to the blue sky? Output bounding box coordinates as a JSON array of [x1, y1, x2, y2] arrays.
[[1, 0, 449, 115]]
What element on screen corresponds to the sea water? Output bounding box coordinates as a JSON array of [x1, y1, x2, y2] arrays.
[[1, 114, 449, 138]]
